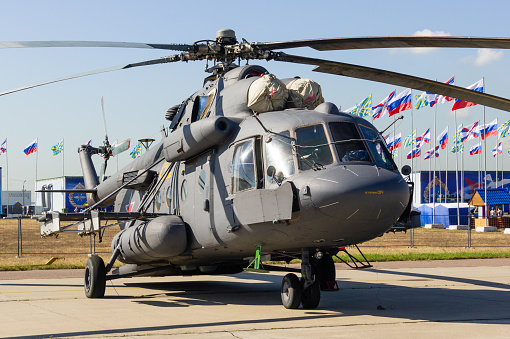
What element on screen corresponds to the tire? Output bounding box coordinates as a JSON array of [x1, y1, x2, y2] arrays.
[[281, 273, 302, 309], [315, 255, 336, 290], [301, 278, 321, 309], [84, 255, 106, 298]]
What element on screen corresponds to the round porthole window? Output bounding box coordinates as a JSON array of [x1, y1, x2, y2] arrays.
[[198, 170, 206, 193], [181, 179, 188, 201], [166, 186, 172, 208], [155, 191, 162, 211]]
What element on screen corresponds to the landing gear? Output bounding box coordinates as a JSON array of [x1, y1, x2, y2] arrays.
[[84, 255, 106, 298], [281, 273, 302, 309], [314, 254, 336, 290], [280, 248, 324, 309]]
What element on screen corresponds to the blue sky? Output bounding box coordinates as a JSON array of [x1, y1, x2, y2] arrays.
[[1, 0, 510, 192]]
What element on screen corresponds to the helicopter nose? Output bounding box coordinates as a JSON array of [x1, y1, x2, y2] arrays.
[[308, 165, 409, 222]]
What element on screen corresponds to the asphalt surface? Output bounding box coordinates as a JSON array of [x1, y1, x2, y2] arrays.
[[1, 259, 509, 338]]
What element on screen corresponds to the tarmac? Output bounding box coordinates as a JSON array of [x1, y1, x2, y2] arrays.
[[1, 259, 509, 338]]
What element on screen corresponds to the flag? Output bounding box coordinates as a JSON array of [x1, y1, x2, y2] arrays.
[[451, 124, 464, 154], [344, 105, 357, 115], [492, 142, 503, 157], [130, 142, 142, 159], [469, 143, 482, 155], [357, 95, 372, 117], [424, 146, 440, 160], [406, 148, 421, 159], [452, 79, 484, 111], [436, 76, 455, 104], [480, 118, 498, 140], [416, 128, 430, 149], [437, 126, 448, 149], [372, 91, 395, 119], [23, 139, 38, 156], [387, 88, 412, 116], [386, 135, 395, 151], [393, 133, 402, 149], [51, 140, 64, 156], [498, 120, 510, 138], [414, 93, 429, 110], [0, 139, 6, 154], [425, 92, 438, 107], [403, 130, 416, 148], [460, 121, 480, 142], [86, 139, 92, 146]]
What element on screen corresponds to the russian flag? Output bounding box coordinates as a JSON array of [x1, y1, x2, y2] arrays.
[[452, 79, 484, 111], [436, 76, 455, 104], [0, 138, 6, 154], [437, 126, 448, 149], [386, 136, 395, 151], [492, 142, 503, 157], [460, 121, 480, 143], [372, 90, 396, 119], [387, 88, 412, 117], [480, 119, 498, 140], [469, 143, 482, 155], [406, 148, 421, 159], [23, 138, 38, 156], [393, 133, 402, 149]]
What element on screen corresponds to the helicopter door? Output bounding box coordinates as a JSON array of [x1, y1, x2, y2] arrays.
[[231, 137, 293, 225]]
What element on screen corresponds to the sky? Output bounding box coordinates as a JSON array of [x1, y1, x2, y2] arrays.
[[1, 0, 510, 194]]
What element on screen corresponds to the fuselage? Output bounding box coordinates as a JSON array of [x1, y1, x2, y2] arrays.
[[93, 65, 410, 267]]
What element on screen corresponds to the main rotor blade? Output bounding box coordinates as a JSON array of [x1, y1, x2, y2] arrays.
[[257, 36, 510, 51], [274, 53, 510, 112], [101, 97, 109, 143], [0, 41, 192, 51], [0, 55, 182, 97]]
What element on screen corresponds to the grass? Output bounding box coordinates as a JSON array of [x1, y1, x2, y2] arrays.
[[1, 219, 510, 270]]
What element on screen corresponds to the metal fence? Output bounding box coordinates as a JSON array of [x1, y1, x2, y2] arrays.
[[1, 216, 510, 258], [0, 217, 118, 256]]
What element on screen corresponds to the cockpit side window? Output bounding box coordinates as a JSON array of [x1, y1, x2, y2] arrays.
[[329, 122, 370, 163], [295, 124, 334, 170], [231, 139, 258, 193], [359, 125, 397, 170], [265, 131, 295, 184], [192, 89, 216, 122]]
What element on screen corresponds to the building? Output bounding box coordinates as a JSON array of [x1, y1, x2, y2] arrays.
[[35, 176, 88, 213]]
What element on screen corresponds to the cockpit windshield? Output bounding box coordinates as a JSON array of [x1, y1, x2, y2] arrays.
[[329, 122, 371, 163], [358, 124, 397, 170], [295, 124, 334, 170], [265, 131, 295, 184]]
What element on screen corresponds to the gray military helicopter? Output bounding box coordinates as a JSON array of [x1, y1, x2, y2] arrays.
[[3, 29, 510, 309]]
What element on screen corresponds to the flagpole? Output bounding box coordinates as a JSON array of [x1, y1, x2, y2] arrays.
[[445, 126, 448, 203], [5, 139, 9, 217], [454, 116, 460, 227], [62, 138, 65, 178], [433, 103, 437, 222], [483, 78, 488, 227]]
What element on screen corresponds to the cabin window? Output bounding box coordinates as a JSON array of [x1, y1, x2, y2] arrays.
[[295, 124, 333, 170], [198, 170, 206, 193], [265, 131, 295, 184], [192, 89, 216, 122], [231, 139, 257, 193], [329, 122, 370, 163], [181, 179, 188, 201], [155, 191, 162, 211], [359, 125, 397, 170], [166, 186, 172, 208]]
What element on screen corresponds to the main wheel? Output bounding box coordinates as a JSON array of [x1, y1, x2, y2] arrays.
[[301, 278, 321, 309], [281, 273, 301, 309], [84, 255, 106, 298]]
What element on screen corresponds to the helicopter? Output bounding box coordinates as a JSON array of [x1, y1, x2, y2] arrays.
[[3, 29, 510, 309]]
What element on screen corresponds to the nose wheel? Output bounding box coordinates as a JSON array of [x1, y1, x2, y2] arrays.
[[84, 255, 106, 298], [280, 248, 324, 309]]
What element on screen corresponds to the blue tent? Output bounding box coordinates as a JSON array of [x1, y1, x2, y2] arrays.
[[433, 204, 449, 227], [417, 205, 433, 225]]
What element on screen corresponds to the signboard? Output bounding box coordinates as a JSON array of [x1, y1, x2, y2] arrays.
[[420, 171, 510, 204]]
